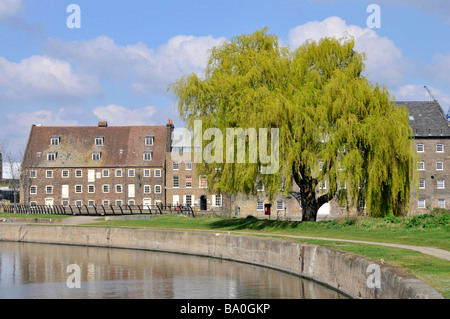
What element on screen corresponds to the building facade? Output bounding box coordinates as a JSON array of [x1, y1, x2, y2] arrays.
[[397, 101, 450, 212], [20, 121, 172, 208]]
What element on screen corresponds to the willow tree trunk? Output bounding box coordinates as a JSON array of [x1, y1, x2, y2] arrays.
[[293, 166, 330, 222]]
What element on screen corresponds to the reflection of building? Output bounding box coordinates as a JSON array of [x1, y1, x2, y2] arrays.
[[20, 121, 171, 207]]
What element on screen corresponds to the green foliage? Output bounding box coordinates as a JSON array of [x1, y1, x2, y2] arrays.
[[169, 28, 417, 218]]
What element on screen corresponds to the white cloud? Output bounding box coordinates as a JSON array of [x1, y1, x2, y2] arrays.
[[44, 34, 226, 94], [0, 0, 23, 21], [288, 16, 406, 88], [92, 105, 158, 126], [0, 55, 100, 101]]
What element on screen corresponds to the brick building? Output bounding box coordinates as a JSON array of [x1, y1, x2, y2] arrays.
[[20, 121, 172, 208], [396, 100, 450, 212]]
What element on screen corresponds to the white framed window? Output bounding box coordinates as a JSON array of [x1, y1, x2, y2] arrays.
[[103, 200, 110, 206], [128, 200, 135, 206], [30, 186, 37, 195], [75, 200, 82, 207], [95, 137, 104, 146], [88, 200, 95, 207], [173, 161, 179, 170], [319, 180, 327, 190], [88, 170, 95, 182], [51, 137, 60, 146], [417, 144, 424, 152], [186, 161, 192, 170], [75, 185, 83, 193], [144, 169, 151, 177], [215, 195, 222, 207], [143, 151, 152, 161], [47, 152, 57, 162], [62, 200, 69, 207], [173, 176, 179, 188], [88, 185, 95, 193], [46, 185, 53, 194], [116, 184, 123, 193], [75, 170, 82, 178], [62, 185, 69, 199], [185, 176, 192, 188], [30, 170, 37, 178], [436, 162, 444, 170], [154, 185, 162, 194], [145, 136, 154, 146], [62, 170, 69, 178], [200, 176, 207, 188], [418, 162, 425, 171], [115, 200, 123, 207], [128, 169, 135, 177], [419, 179, 426, 189], [276, 200, 284, 210], [185, 195, 192, 206], [144, 185, 151, 194], [116, 169, 123, 177], [154, 169, 162, 177], [438, 199, 446, 209], [418, 199, 426, 209], [103, 169, 110, 177], [46, 170, 53, 178], [30, 201, 37, 206], [257, 201, 264, 211], [103, 185, 110, 193], [257, 182, 264, 192], [437, 179, 445, 189], [436, 144, 444, 153], [128, 184, 135, 198], [92, 152, 101, 161]]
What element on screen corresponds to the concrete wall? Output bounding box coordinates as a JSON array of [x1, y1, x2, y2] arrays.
[[0, 224, 442, 299]]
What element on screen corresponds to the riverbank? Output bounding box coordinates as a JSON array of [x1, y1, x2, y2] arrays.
[[0, 223, 443, 299]]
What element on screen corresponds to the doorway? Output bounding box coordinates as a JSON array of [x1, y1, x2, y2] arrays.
[[200, 195, 207, 211]]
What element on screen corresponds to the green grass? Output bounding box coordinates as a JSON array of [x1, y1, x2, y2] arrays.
[[0, 213, 68, 220]]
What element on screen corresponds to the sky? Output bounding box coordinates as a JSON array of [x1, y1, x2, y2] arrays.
[[1, 0, 450, 161]]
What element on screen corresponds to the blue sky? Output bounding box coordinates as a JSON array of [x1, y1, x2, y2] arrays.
[[1, 0, 450, 157]]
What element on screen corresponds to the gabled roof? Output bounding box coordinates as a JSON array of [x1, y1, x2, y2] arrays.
[[22, 123, 169, 168], [393, 101, 450, 137]]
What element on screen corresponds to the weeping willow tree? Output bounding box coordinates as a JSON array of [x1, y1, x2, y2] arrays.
[[169, 28, 416, 221]]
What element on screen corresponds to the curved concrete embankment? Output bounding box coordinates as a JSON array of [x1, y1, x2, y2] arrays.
[[0, 224, 443, 299]]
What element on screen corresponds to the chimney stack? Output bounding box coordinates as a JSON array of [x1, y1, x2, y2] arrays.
[[98, 121, 108, 128]]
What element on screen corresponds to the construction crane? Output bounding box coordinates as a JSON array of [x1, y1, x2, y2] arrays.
[[424, 86, 450, 123]]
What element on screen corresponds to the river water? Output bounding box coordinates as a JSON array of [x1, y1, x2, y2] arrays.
[[0, 242, 347, 299]]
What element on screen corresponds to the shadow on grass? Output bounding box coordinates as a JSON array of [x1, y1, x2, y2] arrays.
[[208, 215, 302, 230]]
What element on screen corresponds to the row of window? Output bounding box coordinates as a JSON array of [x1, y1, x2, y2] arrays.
[[417, 143, 445, 153], [35, 199, 160, 207], [257, 201, 285, 211], [50, 136, 155, 147], [30, 184, 163, 195], [45, 151, 153, 162], [172, 161, 192, 170], [30, 168, 163, 179], [418, 162, 445, 170], [173, 176, 207, 188], [419, 179, 446, 189], [177, 195, 222, 207], [418, 199, 447, 209]]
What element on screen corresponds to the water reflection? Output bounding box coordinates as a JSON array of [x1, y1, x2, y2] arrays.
[[0, 242, 347, 299]]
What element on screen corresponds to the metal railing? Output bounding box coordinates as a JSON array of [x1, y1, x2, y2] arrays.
[[0, 204, 195, 217]]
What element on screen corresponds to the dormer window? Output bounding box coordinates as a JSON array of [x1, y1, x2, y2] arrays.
[[92, 151, 101, 162], [95, 137, 104, 146], [143, 151, 153, 161], [47, 152, 57, 162], [145, 136, 155, 146], [51, 137, 60, 146]]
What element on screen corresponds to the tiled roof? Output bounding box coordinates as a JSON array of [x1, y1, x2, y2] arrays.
[[22, 123, 169, 168], [393, 101, 450, 137]]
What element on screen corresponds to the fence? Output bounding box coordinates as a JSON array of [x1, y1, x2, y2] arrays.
[[0, 204, 195, 217]]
